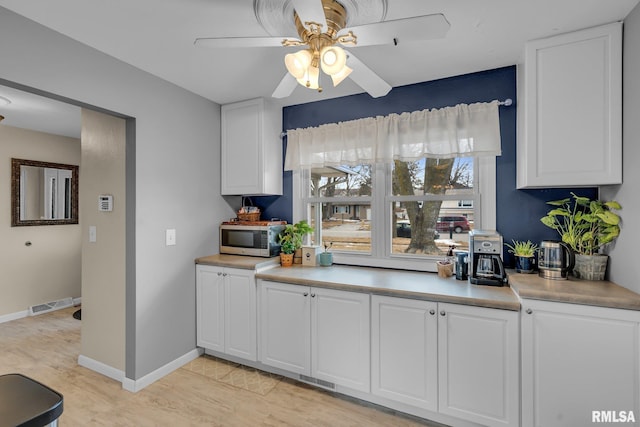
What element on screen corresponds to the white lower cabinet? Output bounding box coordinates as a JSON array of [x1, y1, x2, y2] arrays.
[[196, 265, 257, 361], [371, 296, 519, 427], [259, 280, 370, 393], [371, 295, 438, 411], [438, 302, 519, 427], [521, 299, 640, 427]]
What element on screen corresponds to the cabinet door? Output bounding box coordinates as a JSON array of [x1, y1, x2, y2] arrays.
[[221, 99, 262, 195], [371, 295, 438, 411], [518, 22, 622, 188], [521, 300, 640, 427], [311, 287, 370, 392], [438, 303, 519, 427], [259, 281, 311, 375], [196, 265, 225, 352], [224, 268, 257, 361], [221, 98, 282, 196]]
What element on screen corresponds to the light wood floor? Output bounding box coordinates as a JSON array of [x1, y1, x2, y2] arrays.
[[0, 307, 444, 426]]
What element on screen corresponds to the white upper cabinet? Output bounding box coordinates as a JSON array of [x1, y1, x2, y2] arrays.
[[517, 22, 622, 188], [221, 98, 283, 196]]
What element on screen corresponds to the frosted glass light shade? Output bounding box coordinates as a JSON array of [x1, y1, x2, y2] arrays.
[[285, 50, 312, 79], [331, 65, 352, 86], [297, 65, 320, 90], [320, 46, 347, 75]]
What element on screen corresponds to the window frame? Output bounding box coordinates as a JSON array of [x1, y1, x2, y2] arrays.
[[291, 157, 496, 272]]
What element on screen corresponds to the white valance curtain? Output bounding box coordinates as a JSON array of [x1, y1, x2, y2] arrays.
[[284, 100, 502, 170]]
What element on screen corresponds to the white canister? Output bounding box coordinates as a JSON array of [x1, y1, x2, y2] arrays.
[[302, 246, 321, 266]]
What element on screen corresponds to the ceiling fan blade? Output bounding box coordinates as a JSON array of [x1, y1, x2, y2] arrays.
[[345, 50, 391, 98], [344, 13, 450, 47], [291, 0, 327, 30], [272, 73, 298, 98], [194, 37, 289, 48]]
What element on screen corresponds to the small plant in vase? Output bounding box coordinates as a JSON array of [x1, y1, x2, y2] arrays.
[[505, 240, 538, 274], [319, 242, 333, 267]]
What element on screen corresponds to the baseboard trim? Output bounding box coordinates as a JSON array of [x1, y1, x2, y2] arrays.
[[0, 310, 29, 324], [78, 355, 125, 383], [122, 348, 203, 393]]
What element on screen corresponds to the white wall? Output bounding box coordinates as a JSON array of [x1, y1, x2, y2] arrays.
[[0, 125, 81, 318], [602, 5, 640, 293], [0, 7, 235, 379]]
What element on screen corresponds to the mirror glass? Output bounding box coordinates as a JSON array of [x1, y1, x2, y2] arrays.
[[11, 158, 79, 226]]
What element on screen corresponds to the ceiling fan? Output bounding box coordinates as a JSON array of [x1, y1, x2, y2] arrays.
[[194, 0, 450, 99]]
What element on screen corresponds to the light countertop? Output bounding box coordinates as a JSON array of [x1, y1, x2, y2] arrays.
[[508, 272, 640, 311], [255, 264, 520, 311], [195, 254, 279, 271]]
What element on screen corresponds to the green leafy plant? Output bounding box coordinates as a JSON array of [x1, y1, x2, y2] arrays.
[[278, 220, 314, 254], [504, 239, 538, 257], [540, 193, 621, 256]]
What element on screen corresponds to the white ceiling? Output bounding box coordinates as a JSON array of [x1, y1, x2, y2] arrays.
[[0, 0, 638, 137]]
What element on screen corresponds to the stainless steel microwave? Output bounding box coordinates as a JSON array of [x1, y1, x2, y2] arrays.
[[219, 223, 285, 257]]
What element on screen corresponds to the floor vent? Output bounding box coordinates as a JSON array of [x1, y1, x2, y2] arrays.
[[299, 375, 336, 390], [29, 297, 74, 316]]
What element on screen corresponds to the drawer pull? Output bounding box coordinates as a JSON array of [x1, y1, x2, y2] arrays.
[[429, 309, 435, 315], [526, 308, 533, 314], [303, 292, 309, 297], [311, 293, 316, 298], [440, 310, 446, 316]]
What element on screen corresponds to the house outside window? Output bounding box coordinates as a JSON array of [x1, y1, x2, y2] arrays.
[[294, 157, 496, 272]]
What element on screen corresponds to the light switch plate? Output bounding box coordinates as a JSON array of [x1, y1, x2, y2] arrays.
[[89, 226, 97, 243], [166, 229, 176, 246]]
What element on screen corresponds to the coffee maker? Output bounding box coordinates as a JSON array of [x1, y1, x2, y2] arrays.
[[469, 230, 508, 286]]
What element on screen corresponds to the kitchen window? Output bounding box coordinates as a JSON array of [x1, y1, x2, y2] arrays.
[[286, 101, 501, 272]]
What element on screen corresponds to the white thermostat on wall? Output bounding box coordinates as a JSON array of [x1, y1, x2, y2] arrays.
[[98, 195, 113, 212]]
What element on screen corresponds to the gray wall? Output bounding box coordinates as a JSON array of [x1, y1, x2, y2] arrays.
[[601, 5, 640, 293], [0, 7, 235, 379]]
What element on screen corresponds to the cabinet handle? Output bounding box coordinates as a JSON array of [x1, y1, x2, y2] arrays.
[[217, 272, 223, 276], [429, 309, 435, 315], [303, 292, 309, 297], [526, 308, 533, 314], [311, 293, 316, 298], [223, 273, 228, 277], [440, 310, 446, 316]]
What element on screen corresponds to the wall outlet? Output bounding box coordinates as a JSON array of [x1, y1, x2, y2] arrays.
[[166, 229, 176, 246]]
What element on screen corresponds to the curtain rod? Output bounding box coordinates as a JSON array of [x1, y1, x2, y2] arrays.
[[280, 98, 513, 138]]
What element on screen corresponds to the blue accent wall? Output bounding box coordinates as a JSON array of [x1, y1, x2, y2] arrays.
[[255, 66, 597, 267]]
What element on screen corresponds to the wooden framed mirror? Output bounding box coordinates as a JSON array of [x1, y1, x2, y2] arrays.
[[11, 158, 79, 226]]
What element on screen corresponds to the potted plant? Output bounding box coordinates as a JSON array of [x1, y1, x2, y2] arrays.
[[504, 240, 538, 274], [319, 242, 333, 267], [292, 220, 314, 264], [540, 193, 621, 280], [278, 220, 314, 267]]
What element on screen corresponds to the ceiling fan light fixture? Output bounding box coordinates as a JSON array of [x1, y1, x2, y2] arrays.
[[320, 45, 347, 75], [284, 49, 312, 79], [330, 65, 352, 87]]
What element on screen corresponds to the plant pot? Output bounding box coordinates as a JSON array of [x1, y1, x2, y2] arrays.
[[515, 255, 536, 274], [319, 252, 333, 267], [573, 254, 608, 281], [280, 252, 294, 267]]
